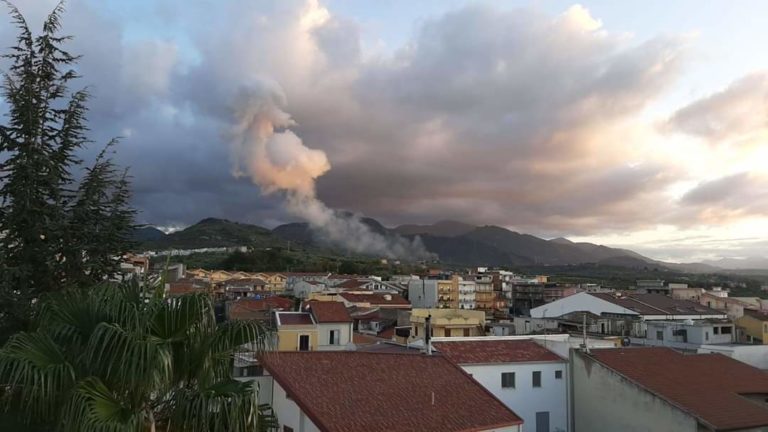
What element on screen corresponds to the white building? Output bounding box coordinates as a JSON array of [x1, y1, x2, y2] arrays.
[[433, 337, 569, 432], [293, 280, 327, 299], [458, 278, 477, 310], [261, 351, 524, 432], [645, 320, 734, 345], [572, 347, 768, 432], [408, 279, 438, 308]]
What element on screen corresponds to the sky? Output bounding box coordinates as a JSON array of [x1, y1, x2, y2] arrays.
[[1, 0, 767, 263]]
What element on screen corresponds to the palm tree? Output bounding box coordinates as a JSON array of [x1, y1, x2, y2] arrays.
[[0, 280, 277, 431]]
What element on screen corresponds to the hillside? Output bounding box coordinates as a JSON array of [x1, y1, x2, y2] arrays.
[[137, 218, 282, 250], [394, 220, 476, 237]]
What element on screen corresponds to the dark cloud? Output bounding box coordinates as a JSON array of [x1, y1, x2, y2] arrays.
[[2, 0, 764, 245]]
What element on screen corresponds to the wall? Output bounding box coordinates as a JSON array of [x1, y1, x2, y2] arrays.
[[697, 344, 768, 369], [462, 362, 568, 432], [316, 322, 353, 351], [271, 379, 322, 432], [408, 280, 438, 308], [571, 350, 698, 432], [646, 322, 734, 345], [277, 326, 318, 351], [735, 315, 768, 344]]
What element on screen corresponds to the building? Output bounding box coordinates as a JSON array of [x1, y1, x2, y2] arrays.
[[293, 280, 327, 299], [226, 296, 294, 322], [274, 301, 354, 351], [260, 351, 524, 432], [337, 291, 411, 309], [165, 278, 210, 297], [302, 301, 353, 350], [408, 279, 439, 308], [736, 309, 768, 344], [438, 279, 457, 308], [457, 277, 477, 310], [410, 308, 486, 340], [472, 274, 496, 312], [256, 272, 287, 292], [221, 277, 267, 299], [644, 320, 735, 345], [531, 292, 727, 337], [636, 279, 668, 294], [433, 338, 569, 432], [572, 347, 768, 432]]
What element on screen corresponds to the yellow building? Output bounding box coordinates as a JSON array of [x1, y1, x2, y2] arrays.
[[275, 312, 319, 351], [437, 280, 457, 308], [736, 309, 768, 344], [410, 308, 486, 340], [257, 272, 287, 292]]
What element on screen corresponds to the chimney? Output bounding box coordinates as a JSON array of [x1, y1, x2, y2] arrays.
[[425, 314, 432, 355]]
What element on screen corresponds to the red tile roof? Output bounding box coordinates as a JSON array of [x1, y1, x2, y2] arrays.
[[589, 347, 768, 431], [305, 301, 352, 323], [261, 352, 523, 432], [276, 312, 315, 325], [228, 297, 294, 319], [335, 278, 370, 289], [352, 332, 382, 345], [434, 339, 564, 364], [339, 292, 410, 307]]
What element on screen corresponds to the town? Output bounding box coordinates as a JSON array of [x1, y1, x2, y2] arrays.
[[122, 256, 768, 432]]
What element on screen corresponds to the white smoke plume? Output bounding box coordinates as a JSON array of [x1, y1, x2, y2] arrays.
[[229, 81, 432, 260]]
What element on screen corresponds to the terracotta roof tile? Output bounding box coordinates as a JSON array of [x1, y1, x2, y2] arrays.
[[305, 301, 352, 323], [261, 352, 522, 432], [434, 339, 564, 364], [339, 292, 410, 307], [589, 347, 768, 430], [228, 297, 294, 320], [276, 312, 315, 325]]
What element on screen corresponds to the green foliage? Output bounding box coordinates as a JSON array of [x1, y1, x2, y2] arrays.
[[0, 280, 276, 431], [0, 2, 136, 340]]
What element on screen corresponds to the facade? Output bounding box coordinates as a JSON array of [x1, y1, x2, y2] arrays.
[[645, 320, 735, 345], [274, 302, 353, 351], [408, 279, 438, 308], [636, 279, 668, 294], [302, 301, 353, 351], [221, 277, 267, 299], [457, 277, 477, 310], [274, 312, 318, 351], [410, 308, 486, 340], [735, 309, 768, 344], [572, 347, 768, 432], [531, 292, 727, 337], [256, 272, 287, 292], [438, 279, 457, 308], [293, 280, 326, 299], [261, 352, 524, 432], [473, 274, 496, 312], [433, 338, 569, 432]]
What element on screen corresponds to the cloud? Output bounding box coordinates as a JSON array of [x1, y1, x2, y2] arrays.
[[9, 0, 765, 246], [666, 72, 768, 145]]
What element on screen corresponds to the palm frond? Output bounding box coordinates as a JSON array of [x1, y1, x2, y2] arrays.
[[0, 331, 75, 421]]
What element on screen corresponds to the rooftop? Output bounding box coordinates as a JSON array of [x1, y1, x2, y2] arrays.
[[588, 347, 768, 431], [305, 300, 353, 323], [275, 312, 315, 326], [591, 292, 724, 316], [261, 352, 523, 432], [339, 292, 410, 307], [433, 339, 564, 364], [227, 297, 294, 320]]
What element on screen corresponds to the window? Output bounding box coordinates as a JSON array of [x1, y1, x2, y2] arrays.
[[714, 327, 720, 335], [298, 334, 310, 351], [463, 328, 470, 337], [532, 371, 541, 388], [555, 370, 562, 379], [329, 329, 339, 345], [414, 326, 418, 336], [705, 331, 709, 341], [237, 365, 263, 377], [501, 372, 515, 388], [656, 330, 663, 340], [722, 326, 732, 335]]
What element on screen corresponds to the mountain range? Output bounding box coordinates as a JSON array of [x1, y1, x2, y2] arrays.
[[133, 218, 768, 271]]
